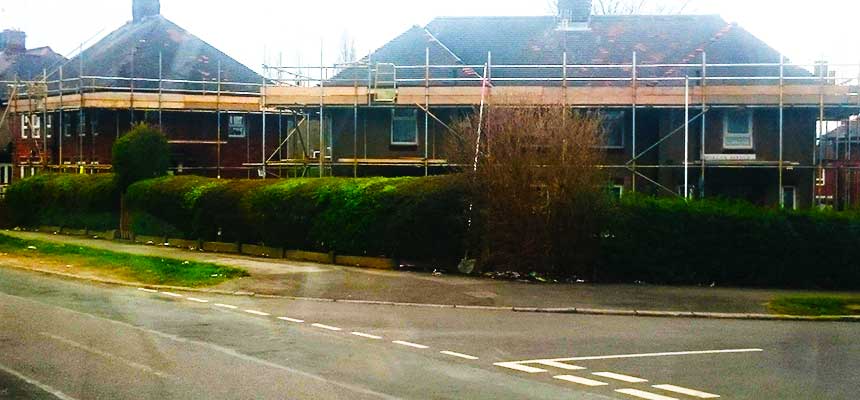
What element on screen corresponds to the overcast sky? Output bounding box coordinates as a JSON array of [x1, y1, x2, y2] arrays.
[[2, 0, 859, 77]]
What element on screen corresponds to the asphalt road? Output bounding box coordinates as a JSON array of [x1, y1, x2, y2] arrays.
[[0, 268, 857, 400]]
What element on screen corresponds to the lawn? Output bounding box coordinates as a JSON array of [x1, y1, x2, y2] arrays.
[[768, 295, 860, 316], [0, 233, 248, 287]]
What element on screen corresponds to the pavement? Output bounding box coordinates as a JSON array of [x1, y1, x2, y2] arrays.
[[0, 266, 858, 399], [5, 230, 856, 317]]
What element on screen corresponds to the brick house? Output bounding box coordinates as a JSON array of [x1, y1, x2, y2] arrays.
[[264, 0, 858, 208]]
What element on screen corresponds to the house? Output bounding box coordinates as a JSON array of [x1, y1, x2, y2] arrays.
[[7, 0, 284, 180], [263, 0, 858, 208], [0, 29, 66, 191], [816, 118, 860, 208]]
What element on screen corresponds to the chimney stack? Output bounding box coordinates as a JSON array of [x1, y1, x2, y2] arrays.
[[0, 30, 26, 53], [557, 0, 593, 24], [133, 0, 161, 22]]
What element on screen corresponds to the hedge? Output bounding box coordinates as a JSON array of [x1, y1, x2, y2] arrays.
[[5, 173, 119, 230]]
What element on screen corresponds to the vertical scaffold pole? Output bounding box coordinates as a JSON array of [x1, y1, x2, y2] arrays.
[[700, 51, 707, 199], [779, 54, 785, 208], [217, 60, 222, 179], [424, 47, 430, 176], [319, 43, 325, 178], [262, 74, 267, 179], [631, 51, 637, 193], [684, 76, 690, 200], [59, 66, 64, 169], [158, 51, 163, 128]]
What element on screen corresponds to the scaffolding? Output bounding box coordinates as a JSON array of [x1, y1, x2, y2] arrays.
[[5, 50, 860, 207]]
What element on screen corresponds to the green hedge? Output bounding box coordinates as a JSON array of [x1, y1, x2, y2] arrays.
[[601, 196, 860, 289], [125, 175, 220, 237], [5, 173, 119, 230]]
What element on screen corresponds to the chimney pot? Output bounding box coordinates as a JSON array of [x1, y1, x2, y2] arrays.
[[133, 0, 161, 22]]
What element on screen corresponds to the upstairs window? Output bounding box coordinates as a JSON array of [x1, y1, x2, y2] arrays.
[[30, 115, 41, 139], [229, 115, 247, 138], [46, 114, 53, 138], [391, 109, 418, 146], [20, 115, 29, 138], [598, 111, 625, 149], [724, 109, 754, 150]]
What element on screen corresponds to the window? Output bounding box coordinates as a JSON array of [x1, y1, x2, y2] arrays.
[[228, 115, 247, 138], [90, 114, 99, 137], [607, 185, 624, 200], [782, 186, 797, 210], [45, 114, 53, 138], [31, 115, 41, 139], [20, 114, 29, 138], [598, 111, 625, 149], [724, 109, 754, 149], [64, 113, 74, 137], [677, 185, 696, 198], [391, 109, 418, 145], [816, 168, 826, 186]]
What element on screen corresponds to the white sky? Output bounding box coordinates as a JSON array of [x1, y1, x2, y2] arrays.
[[2, 0, 859, 76]]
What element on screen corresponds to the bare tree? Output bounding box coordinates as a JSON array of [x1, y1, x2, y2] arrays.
[[337, 30, 357, 65], [449, 106, 610, 277], [549, 0, 695, 15]]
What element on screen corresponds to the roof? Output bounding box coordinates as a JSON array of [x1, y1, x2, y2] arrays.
[[824, 120, 859, 140], [0, 46, 66, 84], [63, 14, 263, 93], [337, 14, 810, 87]]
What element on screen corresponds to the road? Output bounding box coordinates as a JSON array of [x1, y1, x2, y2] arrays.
[[0, 267, 857, 400]]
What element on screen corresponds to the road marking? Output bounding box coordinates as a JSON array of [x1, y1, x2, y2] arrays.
[[505, 348, 763, 365], [187, 298, 209, 303], [616, 389, 679, 400], [312, 323, 342, 331], [160, 291, 183, 298], [0, 362, 79, 400], [40, 332, 176, 381], [214, 303, 238, 309], [392, 340, 429, 349], [244, 309, 271, 316], [554, 375, 609, 387], [593, 372, 648, 383], [137, 288, 158, 293], [535, 360, 586, 370], [278, 317, 305, 323], [351, 332, 382, 340], [494, 361, 548, 373], [440, 351, 479, 360], [653, 385, 720, 399]]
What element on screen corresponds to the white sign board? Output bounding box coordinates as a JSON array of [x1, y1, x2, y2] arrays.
[[703, 154, 757, 162]]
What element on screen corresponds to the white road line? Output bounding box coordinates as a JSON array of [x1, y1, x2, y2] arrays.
[[0, 362, 79, 400], [278, 317, 305, 323], [653, 385, 720, 399], [137, 288, 158, 293], [351, 332, 382, 340], [187, 298, 209, 303], [214, 303, 238, 310], [312, 323, 342, 332], [160, 291, 183, 298], [616, 389, 679, 400], [244, 309, 271, 316], [440, 351, 479, 360], [593, 372, 648, 383], [553, 375, 609, 387], [508, 348, 763, 364], [40, 332, 176, 381], [493, 361, 547, 373], [392, 340, 429, 349], [535, 360, 586, 370]]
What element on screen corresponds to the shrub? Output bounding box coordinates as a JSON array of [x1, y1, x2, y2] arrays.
[[126, 175, 221, 238], [112, 124, 170, 191], [5, 173, 119, 230]]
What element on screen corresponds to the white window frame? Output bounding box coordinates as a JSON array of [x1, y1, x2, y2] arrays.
[[782, 186, 797, 210], [20, 115, 30, 138], [390, 108, 419, 146], [597, 110, 625, 149], [609, 184, 624, 200], [816, 168, 826, 187], [228, 114, 247, 138], [45, 114, 53, 138], [30, 114, 41, 139], [723, 109, 754, 150]]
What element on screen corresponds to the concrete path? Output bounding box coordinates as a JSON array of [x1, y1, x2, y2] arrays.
[[4, 230, 853, 315]]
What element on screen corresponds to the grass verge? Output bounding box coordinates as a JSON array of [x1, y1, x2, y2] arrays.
[[769, 295, 860, 316], [0, 233, 248, 287]]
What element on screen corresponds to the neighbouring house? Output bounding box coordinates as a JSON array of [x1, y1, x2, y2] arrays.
[[263, 0, 859, 208], [8, 0, 283, 180], [0, 29, 66, 191], [816, 118, 860, 209]]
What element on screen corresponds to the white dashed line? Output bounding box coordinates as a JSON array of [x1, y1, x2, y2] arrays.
[[244, 310, 271, 316], [440, 351, 479, 360], [214, 303, 238, 310], [312, 323, 342, 332], [592, 372, 648, 383], [652, 385, 720, 399], [187, 298, 209, 303], [616, 388, 679, 400], [351, 332, 383, 340], [137, 288, 158, 293], [536, 360, 586, 370], [392, 341, 429, 349], [494, 361, 548, 373], [160, 292, 183, 298], [554, 375, 609, 387], [277, 317, 305, 323]]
